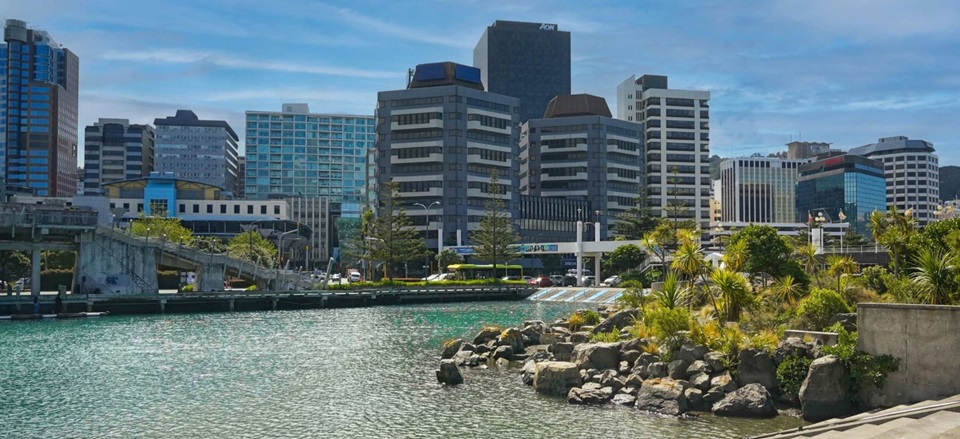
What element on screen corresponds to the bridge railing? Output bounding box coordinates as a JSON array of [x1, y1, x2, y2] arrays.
[[0, 204, 98, 228], [819, 245, 887, 254]]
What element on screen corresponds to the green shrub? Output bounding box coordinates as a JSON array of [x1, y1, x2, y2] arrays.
[[567, 313, 587, 331], [590, 330, 621, 343], [182, 284, 194, 292], [821, 323, 900, 401], [796, 288, 851, 331], [577, 310, 601, 326], [777, 355, 813, 396], [244, 285, 257, 291], [157, 270, 180, 289]]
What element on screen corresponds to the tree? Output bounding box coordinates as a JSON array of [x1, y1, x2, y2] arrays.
[[435, 249, 463, 273], [728, 224, 795, 279], [340, 209, 373, 270], [129, 215, 194, 245], [41, 250, 75, 270], [612, 189, 660, 240], [228, 231, 277, 268], [910, 248, 958, 305], [470, 170, 520, 277], [640, 221, 676, 278], [709, 268, 753, 322], [842, 229, 868, 248], [195, 236, 226, 254], [368, 181, 426, 280], [603, 244, 645, 275], [0, 251, 29, 282], [652, 272, 689, 309], [722, 239, 749, 273], [770, 275, 803, 306], [825, 254, 858, 294], [868, 208, 917, 278], [672, 239, 706, 283]]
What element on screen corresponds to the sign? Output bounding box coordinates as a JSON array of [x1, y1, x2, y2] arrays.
[[448, 246, 475, 255], [561, 258, 577, 268], [824, 157, 843, 167], [539, 23, 557, 31], [514, 243, 559, 253]]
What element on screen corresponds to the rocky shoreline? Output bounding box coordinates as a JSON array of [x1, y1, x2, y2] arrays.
[[437, 305, 854, 421]]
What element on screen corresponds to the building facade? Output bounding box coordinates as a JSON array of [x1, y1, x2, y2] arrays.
[[1, 19, 79, 196], [473, 20, 571, 123], [376, 62, 520, 250], [719, 157, 806, 223], [786, 141, 832, 159], [82, 118, 155, 195], [616, 74, 711, 228], [235, 156, 245, 199], [153, 110, 239, 194], [796, 154, 887, 236], [848, 136, 939, 224], [520, 94, 643, 239]]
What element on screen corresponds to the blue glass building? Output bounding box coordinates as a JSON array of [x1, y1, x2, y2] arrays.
[[796, 154, 887, 237]]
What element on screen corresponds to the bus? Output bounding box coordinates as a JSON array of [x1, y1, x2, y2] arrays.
[[446, 264, 524, 280]]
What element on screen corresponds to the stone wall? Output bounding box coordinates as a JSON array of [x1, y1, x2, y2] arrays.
[[858, 303, 960, 407]]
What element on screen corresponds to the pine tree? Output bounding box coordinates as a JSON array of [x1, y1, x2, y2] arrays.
[[368, 181, 426, 280], [470, 170, 520, 278], [612, 187, 661, 239]]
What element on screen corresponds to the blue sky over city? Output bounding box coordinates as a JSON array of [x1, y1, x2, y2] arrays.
[[4, 0, 959, 163]]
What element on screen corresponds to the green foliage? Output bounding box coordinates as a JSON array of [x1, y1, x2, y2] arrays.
[[910, 248, 959, 305], [690, 320, 746, 358], [576, 309, 601, 326], [728, 224, 795, 278], [340, 209, 374, 273], [567, 313, 587, 331], [39, 269, 73, 291], [182, 284, 195, 292], [41, 251, 75, 270], [709, 268, 754, 322], [769, 274, 804, 306], [796, 288, 851, 331], [369, 181, 428, 280], [194, 236, 227, 254], [746, 330, 780, 354], [470, 170, 521, 277], [244, 285, 257, 291], [616, 282, 651, 309], [0, 250, 30, 281], [777, 355, 813, 396], [821, 323, 901, 400], [868, 208, 917, 277], [826, 254, 859, 293], [612, 190, 661, 240], [590, 330, 622, 343], [652, 272, 688, 309], [604, 244, 645, 275], [129, 215, 194, 245], [621, 268, 660, 288], [435, 249, 463, 272], [859, 265, 888, 293], [228, 230, 277, 267], [644, 305, 692, 341]]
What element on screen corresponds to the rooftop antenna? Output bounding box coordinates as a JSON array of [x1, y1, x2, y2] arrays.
[[406, 68, 414, 88]]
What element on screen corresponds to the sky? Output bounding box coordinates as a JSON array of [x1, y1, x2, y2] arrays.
[[3, 0, 960, 164]]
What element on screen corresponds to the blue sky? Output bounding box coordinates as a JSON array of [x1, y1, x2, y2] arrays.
[[4, 0, 960, 164]]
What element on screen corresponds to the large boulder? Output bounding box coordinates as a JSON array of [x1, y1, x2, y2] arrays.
[[549, 342, 575, 361], [539, 333, 563, 346], [436, 359, 463, 385], [592, 308, 639, 334], [567, 387, 612, 405], [710, 372, 738, 393], [611, 393, 637, 406], [667, 360, 690, 380], [497, 327, 525, 353], [571, 342, 621, 371], [533, 361, 583, 397], [799, 355, 851, 422], [704, 351, 726, 372], [774, 337, 811, 364], [685, 388, 704, 410], [646, 362, 669, 379], [737, 348, 779, 393], [676, 344, 709, 364], [441, 339, 464, 359], [635, 378, 688, 416], [569, 332, 591, 344], [473, 327, 501, 345], [712, 383, 778, 418], [620, 350, 642, 368], [492, 345, 514, 361], [690, 372, 712, 392], [686, 360, 711, 377]]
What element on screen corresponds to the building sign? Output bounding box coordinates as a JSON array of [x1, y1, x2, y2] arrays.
[[824, 157, 843, 167], [539, 23, 557, 31], [448, 246, 475, 255], [514, 243, 559, 253]]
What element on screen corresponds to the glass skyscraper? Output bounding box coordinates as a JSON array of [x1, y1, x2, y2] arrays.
[[796, 154, 887, 236], [2, 19, 79, 196], [243, 104, 375, 219]]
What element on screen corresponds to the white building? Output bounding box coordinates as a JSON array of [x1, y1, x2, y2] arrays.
[[617, 74, 711, 229], [848, 136, 939, 224], [719, 156, 807, 224]]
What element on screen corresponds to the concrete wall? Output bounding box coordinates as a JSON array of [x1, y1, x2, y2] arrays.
[[77, 231, 159, 295], [858, 303, 960, 407]]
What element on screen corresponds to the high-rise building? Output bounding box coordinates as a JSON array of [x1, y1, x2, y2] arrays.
[[243, 103, 375, 218], [473, 20, 571, 124], [1, 19, 79, 196], [520, 94, 643, 240], [796, 154, 887, 236], [848, 136, 939, 224], [786, 141, 832, 159], [153, 110, 239, 194], [235, 156, 245, 199], [616, 74, 711, 228], [718, 157, 806, 224], [82, 118, 155, 195], [376, 62, 520, 250]]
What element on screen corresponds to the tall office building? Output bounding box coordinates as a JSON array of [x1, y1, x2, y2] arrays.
[[718, 157, 806, 224], [796, 154, 887, 236], [1, 19, 79, 196], [520, 94, 643, 239], [243, 103, 375, 218], [786, 141, 832, 159], [82, 118, 155, 195], [153, 110, 239, 194], [616, 74, 711, 228], [474, 20, 571, 124], [376, 62, 520, 250], [235, 156, 245, 199], [848, 136, 939, 224]]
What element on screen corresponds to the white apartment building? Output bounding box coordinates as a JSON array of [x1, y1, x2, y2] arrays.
[[719, 157, 807, 224], [848, 136, 939, 224]]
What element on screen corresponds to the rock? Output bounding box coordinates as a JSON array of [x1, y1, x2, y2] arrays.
[[620, 350, 642, 368], [828, 313, 857, 332], [582, 381, 603, 391], [520, 360, 538, 385], [704, 351, 726, 372], [635, 378, 688, 416], [668, 360, 690, 380], [737, 348, 779, 393], [774, 337, 811, 364], [799, 355, 852, 422], [497, 327, 525, 353], [625, 373, 645, 388], [599, 370, 624, 394], [549, 342, 575, 361], [523, 320, 550, 333], [618, 361, 631, 375], [690, 372, 711, 392], [492, 345, 514, 361], [539, 333, 563, 346], [462, 354, 482, 368], [551, 326, 572, 337], [571, 343, 621, 371], [521, 325, 544, 345], [621, 386, 639, 396], [441, 338, 464, 359], [647, 362, 668, 379], [710, 372, 738, 393], [580, 325, 596, 333], [570, 332, 591, 344], [495, 357, 510, 367], [458, 342, 476, 353], [592, 308, 639, 334], [676, 344, 709, 364], [633, 353, 659, 372], [685, 388, 704, 410], [513, 353, 530, 362], [474, 344, 492, 355], [703, 386, 726, 406], [534, 361, 583, 397], [436, 359, 463, 385], [686, 360, 711, 377], [611, 393, 637, 406], [621, 338, 644, 353], [473, 327, 501, 345], [567, 387, 610, 405], [712, 383, 777, 418], [524, 345, 551, 362]]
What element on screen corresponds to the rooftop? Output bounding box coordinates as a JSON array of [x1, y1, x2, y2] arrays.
[[543, 94, 612, 118], [848, 136, 935, 156], [154, 110, 239, 141]]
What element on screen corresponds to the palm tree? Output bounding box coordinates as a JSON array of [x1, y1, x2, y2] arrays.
[[910, 248, 958, 305], [652, 272, 689, 309], [769, 274, 803, 306], [826, 254, 858, 293], [709, 268, 753, 322], [672, 240, 706, 282], [795, 244, 821, 287], [869, 208, 917, 278], [722, 239, 748, 273]]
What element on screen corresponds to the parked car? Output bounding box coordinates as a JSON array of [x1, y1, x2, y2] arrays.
[[582, 276, 596, 286], [549, 275, 564, 285], [14, 277, 30, 291], [331, 273, 341, 282], [348, 272, 362, 283], [600, 275, 622, 287], [527, 276, 554, 288]]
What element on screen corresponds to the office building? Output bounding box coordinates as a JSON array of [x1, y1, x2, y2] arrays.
[[786, 141, 832, 159], [718, 157, 806, 224], [474, 20, 571, 123], [520, 94, 643, 239], [235, 156, 245, 199], [376, 62, 520, 250], [796, 154, 887, 236], [848, 136, 939, 224], [153, 110, 239, 194], [82, 118, 155, 195], [616, 74, 711, 228], [1, 19, 80, 196]]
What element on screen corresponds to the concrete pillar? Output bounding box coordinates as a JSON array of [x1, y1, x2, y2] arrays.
[[594, 253, 602, 285], [271, 296, 277, 311], [228, 298, 235, 312], [576, 221, 584, 287], [87, 300, 93, 312], [31, 248, 41, 297], [197, 263, 226, 292], [160, 299, 166, 313]]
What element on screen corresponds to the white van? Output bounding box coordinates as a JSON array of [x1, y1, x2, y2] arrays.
[[348, 272, 362, 283]]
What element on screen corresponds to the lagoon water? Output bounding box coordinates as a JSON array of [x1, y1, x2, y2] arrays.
[[0, 301, 801, 438]]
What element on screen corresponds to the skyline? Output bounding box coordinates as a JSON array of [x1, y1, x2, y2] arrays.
[[3, 0, 959, 164]]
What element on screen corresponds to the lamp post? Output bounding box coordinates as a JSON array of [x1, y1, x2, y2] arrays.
[[713, 225, 724, 250], [414, 201, 441, 278], [277, 228, 300, 271]]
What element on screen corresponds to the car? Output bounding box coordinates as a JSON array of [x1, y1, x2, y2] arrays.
[[549, 275, 563, 285], [501, 275, 521, 281], [348, 272, 362, 283], [14, 278, 30, 291], [527, 276, 554, 287], [582, 276, 596, 286], [331, 273, 341, 282], [600, 275, 622, 287]]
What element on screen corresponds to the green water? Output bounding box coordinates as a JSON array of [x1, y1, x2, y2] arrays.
[[0, 301, 801, 438]]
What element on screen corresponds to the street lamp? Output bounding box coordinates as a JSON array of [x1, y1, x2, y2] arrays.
[[414, 201, 441, 278], [277, 228, 300, 271], [713, 225, 725, 250]]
